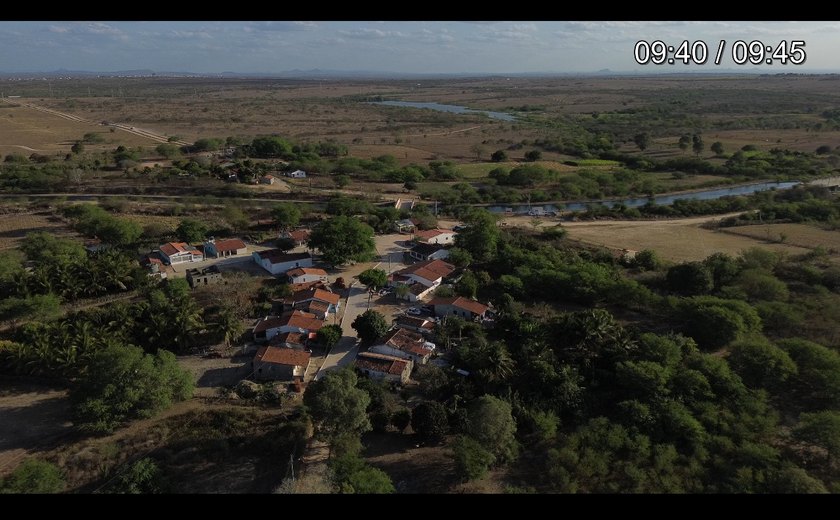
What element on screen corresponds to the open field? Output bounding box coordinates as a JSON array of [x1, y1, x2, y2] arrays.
[[0, 210, 78, 250], [0, 102, 158, 157], [720, 223, 840, 252], [0, 75, 836, 168], [553, 215, 812, 262]]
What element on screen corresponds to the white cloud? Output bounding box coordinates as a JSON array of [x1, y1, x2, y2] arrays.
[[338, 28, 406, 40]]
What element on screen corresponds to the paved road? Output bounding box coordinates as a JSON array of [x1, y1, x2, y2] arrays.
[[314, 234, 410, 380]]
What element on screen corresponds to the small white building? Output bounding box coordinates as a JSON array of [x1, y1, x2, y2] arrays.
[[413, 228, 456, 245], [285, 267, 329, 285], [286, 169, 307, 178], [408, 242, 450, 262], [428, 296, 490, 321], [253, 250, 313, 275], [158, 242, 203, 265], [204, 238, 247, 259]]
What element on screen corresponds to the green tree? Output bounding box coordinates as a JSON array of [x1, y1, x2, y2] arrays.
[[703, 252, 741, 290], [71, 141, 84, 154], [175, 218, 208, 243], [392, 408, 412, 432], [330, 452, 394, 494], [455, 270, 478, 298], [666, 262, 713, 295], [358, 268, 387, 291], [728, 339, 797, 390], [632, 249, 660, 271], [452, 435, 495, 481], [676, 296, 761, 350], [633, 132, 651, 151], [491, 149, 508, 162], [692, 134, 704, 156], [447, 247, 473, 268], [411, 401, 449, 443], [155, 143, 180, 159], [221, 205, 250, 233], [794, 411, 840, 465], [316, 324, 343, 349], [272, 203, 301, 231], [710, 141, 725, 156], [309, 216, 376, 267], [333, 174, 351, 188], [778, 339, 840, 407], [678, 134, 691, 153], [454, 209, 499, 263], [733, 269, 789, 302], [209, 305, 244, 347], [351, 310, 388, 345], [72, 346, 194, 433], [0, 459, 64, 494], [524, 150, 542, 162], [304, 368, 371, 446], [104, 458, 167, 494], [466, 395, 518, 463]]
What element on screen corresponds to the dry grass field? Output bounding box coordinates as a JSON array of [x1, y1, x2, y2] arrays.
[[720, 223, 840, 252], [0, 102, 157, 157], [0, 211, 77, 250], [556, 215, 810, 262]]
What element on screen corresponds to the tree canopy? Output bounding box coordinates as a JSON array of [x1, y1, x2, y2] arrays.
[[308, 216, 375, 267]]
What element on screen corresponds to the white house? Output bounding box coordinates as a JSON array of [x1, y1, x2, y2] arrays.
[[354, 352, 412, 384], [428, 296, 490, 321], [391, 259, 455, 288], [408, 242, 450, 262], [287, 287, 341, 317], [285, 267, 329, 284], [413, 228, 456, 245], [252, 310, 324, 343], [204, 238, 247, 258], [158, 242, 203, 265], [369, 328, 435, 366], [286, 169, 307, 178], [253, 250, 313, 275]]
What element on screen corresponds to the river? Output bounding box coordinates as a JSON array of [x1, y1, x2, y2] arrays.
[[485, 181, 802, 215], [368, 100, 516, 122]]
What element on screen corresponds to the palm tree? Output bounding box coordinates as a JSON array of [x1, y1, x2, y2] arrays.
[[210, 305, 244, 348]]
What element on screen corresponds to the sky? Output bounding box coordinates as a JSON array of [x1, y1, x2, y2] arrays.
[[1, 21, 839, 74]]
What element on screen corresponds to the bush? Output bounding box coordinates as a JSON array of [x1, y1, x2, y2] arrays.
[[452, 435, 495, 481], [1, 459, 64, 494]]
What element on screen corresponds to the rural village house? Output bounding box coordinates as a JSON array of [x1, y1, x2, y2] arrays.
[[203, 237, 247, 258], [369, 327, 435, 366], [354, 352, 412, 384], [253, 346, 310, 381], [158, 242, 203, 265], [253, 250, 313, 275]]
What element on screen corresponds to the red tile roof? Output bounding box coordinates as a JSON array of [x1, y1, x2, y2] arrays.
[[428, 296, 489, 316], [414, 228, 454, 241], [212, 238, 247, 252], [270, 331, 307, 346], [286, 267, 328, 278], [289, 280, 328, 292], [286, 229, 311, 242], [159, 242, 200, 257], [375, 328, 433, 357], [291, 287, 340, 306], [396, 259, 455, 284], [253, 310, 324, 333], [395, 316, 436, 330], [355, 352, 409, 376], [303, 300, 330, 315], [255, 346, 311, 367]]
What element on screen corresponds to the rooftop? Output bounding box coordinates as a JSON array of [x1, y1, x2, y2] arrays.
[[270, 331, 308, 347], [286, 267, 328, 278], [291, 287, 340, 306], [410, 242, 447, 256], [395, 315, 436, 330], [255, 346, 311, 367], [428, 296, 490, 315], [355, 352, 409, 376], [253, 310, 324, 334], [209, 238, 247, 252], [256, 250, 312, 265], [375, 328, 434, 356], [396, 259, 455, 284], [159, 242, 201, 257], [414, 228, 454, 241]]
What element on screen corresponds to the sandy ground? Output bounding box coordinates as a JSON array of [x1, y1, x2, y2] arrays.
[[0, 381, 73, 477]]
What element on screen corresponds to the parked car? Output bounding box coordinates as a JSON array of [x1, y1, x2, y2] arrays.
[[406, 307, 423, 316]]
